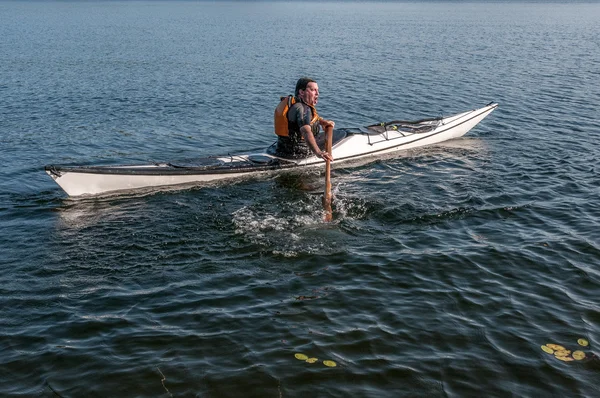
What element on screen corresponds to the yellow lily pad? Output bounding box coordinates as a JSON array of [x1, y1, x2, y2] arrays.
[[577, 338, 589, 347], [294, 353, 308, 361], [323, 360, 337, 367], [547, 344, 565, 351], [541, 345, 554, 354], [554, 350, 571, 357], [306, 357, 318, 364], [555, 355, 574, 362], [572, 351, 586, 360]]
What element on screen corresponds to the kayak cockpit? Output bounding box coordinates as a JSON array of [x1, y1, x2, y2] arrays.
[[265, 129, 349, 159]]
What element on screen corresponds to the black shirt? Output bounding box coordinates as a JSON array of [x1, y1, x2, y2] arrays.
[[276, 100, 320, 158]]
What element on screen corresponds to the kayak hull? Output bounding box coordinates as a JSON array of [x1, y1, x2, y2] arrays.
[[45, 166, 260, 197], [45, 103, 498, 197]]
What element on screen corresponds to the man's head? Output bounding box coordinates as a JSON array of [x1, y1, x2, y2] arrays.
[[295, 77, 319, 106]]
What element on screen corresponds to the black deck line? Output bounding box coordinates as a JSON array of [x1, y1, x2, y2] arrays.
[[45, 161, 294, 176]]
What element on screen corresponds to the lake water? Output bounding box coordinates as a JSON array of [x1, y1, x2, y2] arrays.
[[1, 1, 599, 396]]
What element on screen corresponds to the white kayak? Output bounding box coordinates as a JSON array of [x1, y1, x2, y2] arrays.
[[45, 102, 498, 197]]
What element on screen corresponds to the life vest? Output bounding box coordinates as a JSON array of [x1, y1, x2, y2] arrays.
[[274, 95, 319, 137]]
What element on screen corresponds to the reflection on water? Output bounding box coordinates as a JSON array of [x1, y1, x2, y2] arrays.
[[55, 198, 136, 229]]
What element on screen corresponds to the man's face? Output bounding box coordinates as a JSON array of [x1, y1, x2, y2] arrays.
[[299, 82, 319, 106]]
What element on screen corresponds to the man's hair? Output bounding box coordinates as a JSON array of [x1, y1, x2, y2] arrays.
[[295, 77, 316, 97]]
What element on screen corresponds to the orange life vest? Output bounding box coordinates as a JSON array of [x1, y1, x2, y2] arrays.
[[274, 95, 319, 137]]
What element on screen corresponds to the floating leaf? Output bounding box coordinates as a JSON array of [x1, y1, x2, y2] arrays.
[[547, 344, 566, 351], [573, 351, 586, 360], [541, 345, 554, 354], [295, 353, 308, 361], [306, 357, 318, 364], [323, 360, 337, 367], [555, 355, 574, 362], [295, 295, 318, 301], [554, 350, 571, 357], [577, 338, 589, 347]]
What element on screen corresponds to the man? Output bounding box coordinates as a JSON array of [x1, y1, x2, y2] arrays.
[[275, 77, 335, 161]]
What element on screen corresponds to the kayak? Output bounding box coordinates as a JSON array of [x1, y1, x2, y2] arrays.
[[46, 102, 497, 197], [45, 102, 498, 197]]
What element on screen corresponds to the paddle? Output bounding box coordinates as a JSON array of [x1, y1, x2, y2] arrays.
[[323, 125, 333, 222]]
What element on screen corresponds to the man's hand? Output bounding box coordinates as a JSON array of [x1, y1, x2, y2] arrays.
[[320, 119, 335, 129], [319, 150, 333, 162]]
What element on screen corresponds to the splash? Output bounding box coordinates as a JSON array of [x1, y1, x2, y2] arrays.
[[231, 205, 331, 256]]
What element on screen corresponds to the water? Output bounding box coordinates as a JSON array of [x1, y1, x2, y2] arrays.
[[1, 1, 600, 396]]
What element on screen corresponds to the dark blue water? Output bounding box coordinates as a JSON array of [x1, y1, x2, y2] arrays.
[[1, 1, 599, 397]]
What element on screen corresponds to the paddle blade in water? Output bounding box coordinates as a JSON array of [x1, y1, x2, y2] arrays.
[[323, 195, 332, 222]]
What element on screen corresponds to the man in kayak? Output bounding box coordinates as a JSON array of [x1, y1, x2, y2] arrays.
[[275, 77, 335, 161]]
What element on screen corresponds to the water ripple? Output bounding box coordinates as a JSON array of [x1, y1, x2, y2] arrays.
[[2, 1, 600, 397]]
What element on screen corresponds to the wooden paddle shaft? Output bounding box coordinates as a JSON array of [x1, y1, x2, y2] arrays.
[[324, 125, 333, 221]]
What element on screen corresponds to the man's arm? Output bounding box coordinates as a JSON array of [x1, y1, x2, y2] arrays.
[[301, 125, 333, 162]]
